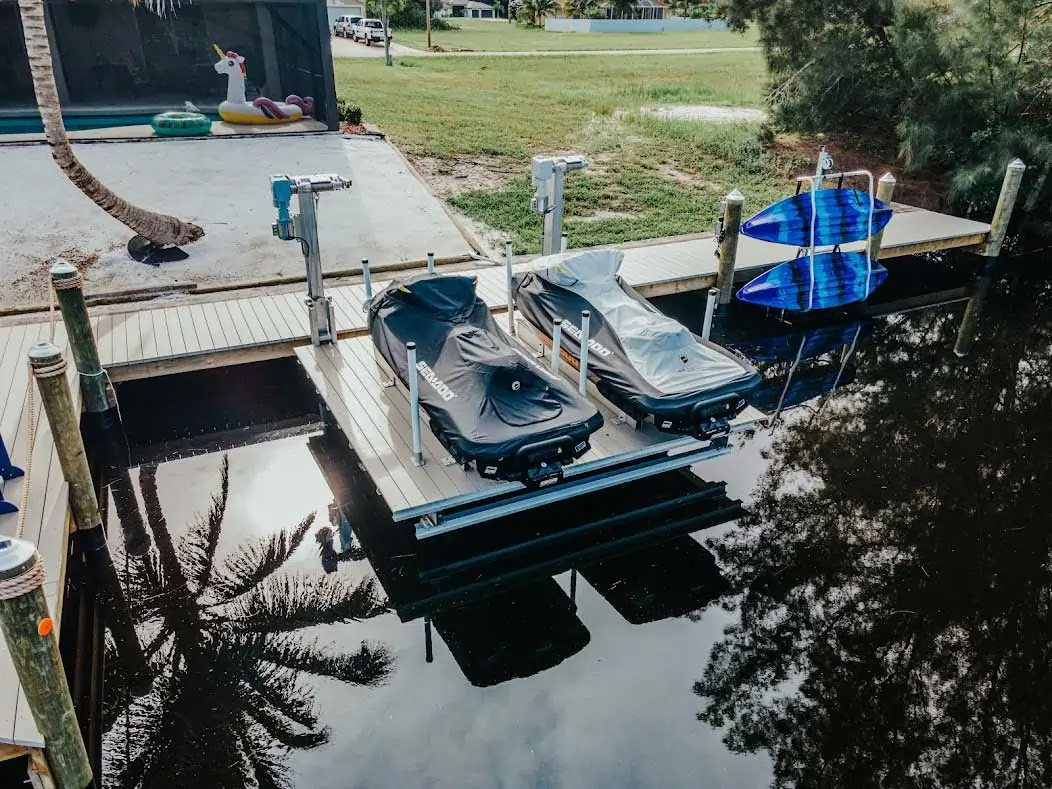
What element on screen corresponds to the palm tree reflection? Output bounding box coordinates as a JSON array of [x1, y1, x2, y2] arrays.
[[103, 454, 394, 789], [695, 276, 1052, 787]]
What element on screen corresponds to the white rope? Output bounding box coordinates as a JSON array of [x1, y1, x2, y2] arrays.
[[0, 551, 46, 600], [14, 362, 37, 540]]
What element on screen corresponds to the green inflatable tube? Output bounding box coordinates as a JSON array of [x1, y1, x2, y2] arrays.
[[151, 111, 212, 137]]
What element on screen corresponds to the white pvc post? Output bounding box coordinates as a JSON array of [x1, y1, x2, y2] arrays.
[[701, 287, 717, 340], [505, 241, 516, 336], [406, 342, 424, 466], [578, 310, 590, 395], [560, 233, 568, 252], [361, 258, 372, 303], [551, 319, 563, 373], [427, 252, 435, 274]]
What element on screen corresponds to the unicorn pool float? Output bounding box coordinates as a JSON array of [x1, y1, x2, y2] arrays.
[[212, 44, 315, 124]]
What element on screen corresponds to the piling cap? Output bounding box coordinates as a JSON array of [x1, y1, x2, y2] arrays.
[[50, 259, 78, 280], [1008, 158, 1026, 171], [879, 172, 897, 183], [0, 537, 38, 581], [28, 341, 63, 370], [726, 188, 745, 203]]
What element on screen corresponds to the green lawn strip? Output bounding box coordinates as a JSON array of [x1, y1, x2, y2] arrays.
[[393, 21, 758, 52], [336, 52, 797, 252]]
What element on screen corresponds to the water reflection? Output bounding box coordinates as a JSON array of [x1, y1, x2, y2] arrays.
[[102, 453, 394, 789], [695, 274, 1052, 786]]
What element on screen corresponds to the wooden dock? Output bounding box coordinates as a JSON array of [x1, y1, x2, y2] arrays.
[[0, 200, 990, 751]]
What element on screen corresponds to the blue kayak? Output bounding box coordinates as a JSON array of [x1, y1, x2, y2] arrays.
[[736, 251, 888, 311], [741, 188, 893, 247]]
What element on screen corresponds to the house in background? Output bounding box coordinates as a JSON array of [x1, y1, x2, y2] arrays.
[[0, 0, 338, 133], [599, 0, 667, 19], [440, 0, 496, 18], [327, 0, 365, 28]]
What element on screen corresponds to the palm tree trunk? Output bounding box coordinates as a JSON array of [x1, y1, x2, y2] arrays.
[[17, 0, 205, 247]]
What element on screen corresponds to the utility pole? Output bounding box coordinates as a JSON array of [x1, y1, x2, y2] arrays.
[[426, 0, 432, 49]]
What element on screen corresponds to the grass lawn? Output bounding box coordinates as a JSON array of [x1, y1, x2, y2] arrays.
[[393, 18, 759, 52], [336, 52, 802, 252]]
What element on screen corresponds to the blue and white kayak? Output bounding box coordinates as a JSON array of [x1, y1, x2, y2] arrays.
[[741, 188, 893, 247], [736, 251, 888, 311]]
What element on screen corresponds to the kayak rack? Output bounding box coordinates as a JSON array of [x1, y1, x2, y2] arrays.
[[295, 335, 761, 540]]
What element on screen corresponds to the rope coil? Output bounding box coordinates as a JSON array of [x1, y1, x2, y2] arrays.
[[0, 550, 46, 600], [51, 271, 85, 291]]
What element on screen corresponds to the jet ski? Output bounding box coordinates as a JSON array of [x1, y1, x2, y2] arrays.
[[368, 273, 604, 486], [514, 250, 760, 439]]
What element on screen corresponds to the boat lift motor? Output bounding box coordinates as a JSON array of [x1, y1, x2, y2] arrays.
[[530, 155, 588, 256], [271, 173, 351, 346]]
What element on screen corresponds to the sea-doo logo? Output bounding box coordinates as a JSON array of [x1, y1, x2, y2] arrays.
[[416, 361, 456, 401], [561, 321, 612, 357]]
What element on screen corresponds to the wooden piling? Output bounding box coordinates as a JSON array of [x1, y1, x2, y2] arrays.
[[983, 158, 1027, 257], [954, 259, 997, 357], [716, 189, 744, 305], [27, 343, 152, 694], [50, 263, 111, 415], [0, 537, 94, 789], [867, 172, 896, 261]]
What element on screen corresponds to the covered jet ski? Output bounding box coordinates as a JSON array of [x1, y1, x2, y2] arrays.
[[514, 251, 760, 439], [368, 273, 604, 485]]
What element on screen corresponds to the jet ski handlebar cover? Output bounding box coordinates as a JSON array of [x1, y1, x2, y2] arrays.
[[368, 274, 604, 484]]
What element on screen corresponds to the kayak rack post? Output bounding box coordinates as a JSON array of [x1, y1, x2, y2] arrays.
[[866, 173, 896, 261], [505, 241, 516, 337], [716, 188, 744, 305], [361, 258, 373, 304], [427, 251, 435, 275], [701, 287, 718, 341], [551, 319, 563, 374], [983, 158, 1026, 257], [424, 616, 434, 663], [578, 310, 591, 395], [406, 342, 425, 466]]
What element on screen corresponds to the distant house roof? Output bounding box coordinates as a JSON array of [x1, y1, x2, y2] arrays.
[[446, 0, 493, 7], [599, 0, 667, 5]]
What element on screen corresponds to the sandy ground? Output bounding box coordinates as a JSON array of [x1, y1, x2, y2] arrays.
[[639, 105, 767, 123], [0, 133, 473, 309]]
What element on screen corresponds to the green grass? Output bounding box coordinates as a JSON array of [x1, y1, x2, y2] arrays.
[[336, 52, 801, 252], [393, 19, 759, 52]]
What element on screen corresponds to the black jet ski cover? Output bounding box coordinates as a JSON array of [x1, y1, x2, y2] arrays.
[[514, 251, 761, 438], [368, 274, 604, 484]]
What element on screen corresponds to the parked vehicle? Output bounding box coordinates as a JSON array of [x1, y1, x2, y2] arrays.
[[333, 15, 361, 37], [351, 18, 392, 46]]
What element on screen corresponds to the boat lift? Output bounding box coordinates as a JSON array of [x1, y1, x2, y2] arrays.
[[270, 172, 352, 346], [530, 154, 588, 256]]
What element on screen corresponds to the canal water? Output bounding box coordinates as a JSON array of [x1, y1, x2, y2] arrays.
[[90, 255, 1049, 788]]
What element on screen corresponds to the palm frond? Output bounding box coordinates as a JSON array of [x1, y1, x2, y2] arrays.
[[239, 721, 293, 789], [209, 513, 316, 604], [222, 572, 388, 632], [244, 696, 330, 750], [131, 0, 182, 18], [179, 454, 230, 596], [252, 632, 395, 687], [244, 664, 319, 730]]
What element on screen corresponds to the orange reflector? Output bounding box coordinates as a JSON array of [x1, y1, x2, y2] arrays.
[[37, 618, 53, 637]]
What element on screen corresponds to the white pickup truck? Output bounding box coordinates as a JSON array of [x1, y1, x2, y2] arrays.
[[351, 18, 392, 46], [333, 15, 361, 37]]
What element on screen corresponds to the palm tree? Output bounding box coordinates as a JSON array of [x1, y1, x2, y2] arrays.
[[103, 455, 393, 788], [16, 0, 204, 248], [562, 0, 596, 17]]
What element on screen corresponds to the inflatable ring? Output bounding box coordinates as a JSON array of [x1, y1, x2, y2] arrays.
[[151, 111, 212, 137]]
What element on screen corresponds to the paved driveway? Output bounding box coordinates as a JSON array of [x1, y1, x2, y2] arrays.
[[330, 35, 426, 58]]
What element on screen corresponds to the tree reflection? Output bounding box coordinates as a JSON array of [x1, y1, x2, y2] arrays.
[[695, 275, 1052, 788], [103, 454, 394, 789]]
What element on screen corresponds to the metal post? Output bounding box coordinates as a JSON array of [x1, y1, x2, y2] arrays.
[[701, 287, 718, 341], [578, 310, 591, 395], [569, 568, 577, 612], [545, 164, 565, 257], [716, 189, 744, 305], [298, 184, 335, 345], [560, 232, 568, 253], [361, 259, 372, 303], [505, 241, 516, 337], [984, 158, 1027, 257], [424, 616, 434, 663], [866, 172, 896, 262], [27, 343, 151, 692], [406, 342, 424, 467], [551, 319, 563, 374], [427, 251, 435, 275], [0, 537, 94, 789], [50, 262, 112, 414]]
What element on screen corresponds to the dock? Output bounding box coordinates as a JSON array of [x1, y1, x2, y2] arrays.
[[0, 199, 991, 754]]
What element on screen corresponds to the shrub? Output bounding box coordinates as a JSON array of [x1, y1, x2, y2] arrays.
[[337, 98, 363, 125]]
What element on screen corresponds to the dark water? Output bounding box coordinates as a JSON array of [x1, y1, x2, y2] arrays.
[[90, 256, 1051, 789]]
